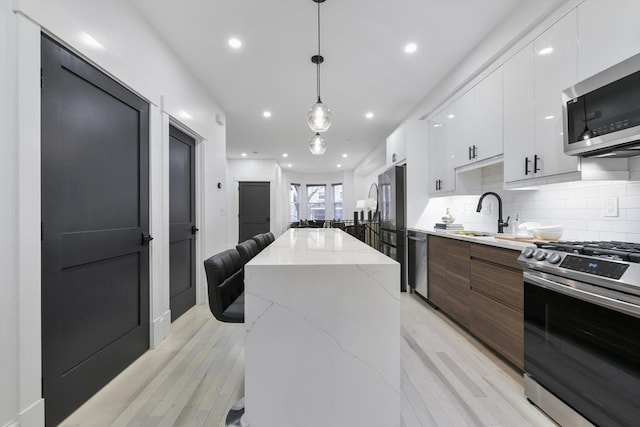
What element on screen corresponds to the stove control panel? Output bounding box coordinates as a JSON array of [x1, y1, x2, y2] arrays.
[[560, 255, 629, 280]]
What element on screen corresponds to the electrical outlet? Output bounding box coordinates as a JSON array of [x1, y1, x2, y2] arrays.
[[604, 197, 618, 217]]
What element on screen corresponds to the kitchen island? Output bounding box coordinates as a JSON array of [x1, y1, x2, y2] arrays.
[[244, 228, 400, 427]]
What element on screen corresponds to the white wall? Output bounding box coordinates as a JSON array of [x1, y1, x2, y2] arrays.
[[3, 0, 228, 425]]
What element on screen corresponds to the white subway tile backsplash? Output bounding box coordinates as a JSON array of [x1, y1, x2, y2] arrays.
[[587, 220, 613, 232], [619, 195, 640, 209], [416, 165, 639, 242]]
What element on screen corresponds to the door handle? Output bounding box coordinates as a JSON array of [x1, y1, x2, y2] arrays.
[[141, 233, 154, 246], [191, 225, 199, 234]]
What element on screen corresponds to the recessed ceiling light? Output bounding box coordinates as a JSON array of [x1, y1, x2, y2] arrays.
[[241, 152, 247, 157], [342, 153, 348, 158], [545, 115, 555, 120], [228, 38, 242, 49], [282, 153, 288, 158], [287, 163, 292, 167], [447, 114, 455, 119], [433, 123, 443, 128], [337, 164, 342, 168], [365, 112, 374, 119], [263, 111, 272, 118], [178, 111, 193, 120], [538, 47, 553, 55], [404, 43, 417, 54]]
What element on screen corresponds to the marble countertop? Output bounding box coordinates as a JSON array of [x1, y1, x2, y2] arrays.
[[249, 228, 398, 266], [409, 227, 536, 251]]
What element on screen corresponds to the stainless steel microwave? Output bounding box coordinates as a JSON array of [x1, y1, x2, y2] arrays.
[[562, 52, 640, 158]]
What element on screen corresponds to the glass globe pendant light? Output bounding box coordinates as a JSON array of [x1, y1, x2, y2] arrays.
[[307, 0, 332, 134], [309, 132, 327, 155]]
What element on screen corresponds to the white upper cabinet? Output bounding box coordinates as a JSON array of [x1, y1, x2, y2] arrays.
[[503, 43, 535, 183], [450, 69, 503, 168], [428, 114, 455, 195], [577, 0, 640, 81], [471, 68, 503, 164], [533, 8, 579, 179], [386, 124, 407, 166]]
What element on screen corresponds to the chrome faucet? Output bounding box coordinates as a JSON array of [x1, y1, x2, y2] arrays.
[[476, 192, 510, 234]]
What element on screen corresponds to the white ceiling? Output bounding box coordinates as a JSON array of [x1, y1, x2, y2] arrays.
[[132, 0, 530, 173]]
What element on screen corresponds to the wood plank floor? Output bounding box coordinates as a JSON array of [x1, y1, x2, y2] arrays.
[[61, 294, 555, 427]]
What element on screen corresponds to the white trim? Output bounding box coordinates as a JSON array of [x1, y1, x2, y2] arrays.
[[16, 398, 44, 427], [16, 13, 43, 426], [151, 310, 172, 348]]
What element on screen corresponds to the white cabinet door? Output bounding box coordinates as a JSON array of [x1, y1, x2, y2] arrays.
[[428, 117, 454, 195], [503, 43, 535, 183], [472, 68, 503, 163], [533, 9, 579, 178], [578, 0, 640, 81], [386, 124, 406, 166], [447, 93, 473, 168]]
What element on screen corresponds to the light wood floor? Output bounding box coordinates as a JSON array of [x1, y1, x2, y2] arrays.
[[61, 294, 555, 427]]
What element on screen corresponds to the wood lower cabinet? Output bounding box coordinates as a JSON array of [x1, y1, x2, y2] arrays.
[[427, 236, 470, 328], [427, 235, 524, 369]]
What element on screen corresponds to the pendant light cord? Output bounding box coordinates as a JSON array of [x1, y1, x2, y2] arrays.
[[317, 0, 321, 103]]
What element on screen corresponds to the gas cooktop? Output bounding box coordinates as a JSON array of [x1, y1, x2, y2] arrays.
[[519, 240, 640, 297], [534, 241, 640, 263]]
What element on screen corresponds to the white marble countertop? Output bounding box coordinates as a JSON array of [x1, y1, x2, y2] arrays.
[[409, 227, 535, 251], [249, 228, 398, 266]]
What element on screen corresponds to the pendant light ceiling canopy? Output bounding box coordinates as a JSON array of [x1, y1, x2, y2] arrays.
[[307, 0, 331, 154]]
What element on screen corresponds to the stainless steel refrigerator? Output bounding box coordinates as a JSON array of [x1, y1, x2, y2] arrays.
[[378, 165, 406, 291]]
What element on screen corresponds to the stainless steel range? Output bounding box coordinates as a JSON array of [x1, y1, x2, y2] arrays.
[[518, 241, 640, 427]]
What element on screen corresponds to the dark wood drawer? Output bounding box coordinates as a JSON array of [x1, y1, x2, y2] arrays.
[[470, 243, 522, 270], [470, 258, 523, 311], [470, 290, 523, 369]]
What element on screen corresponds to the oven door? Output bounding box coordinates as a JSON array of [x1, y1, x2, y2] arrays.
[[524, 271, 640, 427]]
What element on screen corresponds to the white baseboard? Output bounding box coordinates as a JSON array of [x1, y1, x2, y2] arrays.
[[17, 398, 44, 427], [151, 309, 171, 349]]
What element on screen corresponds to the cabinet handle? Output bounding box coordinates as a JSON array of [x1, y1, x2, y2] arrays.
[[525, 157, 531, 175], [534, 155, 540, 173], [435, 180, 439, 191], [468, 146, 473, 160], [472, 145, 477, 159]]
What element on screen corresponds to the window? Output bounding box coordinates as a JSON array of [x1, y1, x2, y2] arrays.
[[332, 183, 343, 220], [290, 183, 301, 222], [306, 184, 326, 220]]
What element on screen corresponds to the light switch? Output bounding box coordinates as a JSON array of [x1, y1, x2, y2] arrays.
[[604, 197, 618, 217]]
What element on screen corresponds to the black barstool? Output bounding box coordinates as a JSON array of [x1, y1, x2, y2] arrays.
[[203, 249, 246, 426]]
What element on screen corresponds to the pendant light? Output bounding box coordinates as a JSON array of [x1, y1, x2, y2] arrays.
[[309, 132, 327, 155], [307, 0, 332, 134], [579, 96, 596, 140]]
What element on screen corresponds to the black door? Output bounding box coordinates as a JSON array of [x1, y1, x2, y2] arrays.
[[238, 181, 270, 242], [41, 35, 150, 426], [169, 125, 197, 321]]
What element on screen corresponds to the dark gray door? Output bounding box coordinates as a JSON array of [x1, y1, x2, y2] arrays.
[[169, 125, 196, 321], [41, 35, 150, 426], [238, 181, 270, 242]]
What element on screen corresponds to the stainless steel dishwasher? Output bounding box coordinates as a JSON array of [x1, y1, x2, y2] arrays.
[[407, 230, 428, 298]]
